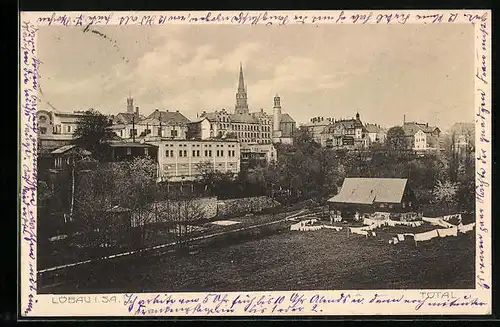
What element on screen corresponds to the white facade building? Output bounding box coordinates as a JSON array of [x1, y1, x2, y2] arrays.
[[147, 138, 241, 182]]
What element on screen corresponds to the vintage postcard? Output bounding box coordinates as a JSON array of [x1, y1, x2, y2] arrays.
[[20, 10, 492, 317]]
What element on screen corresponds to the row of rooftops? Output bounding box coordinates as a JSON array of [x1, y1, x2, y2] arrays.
[[304, 112, 440, 137], [111, 108, 296, 126]]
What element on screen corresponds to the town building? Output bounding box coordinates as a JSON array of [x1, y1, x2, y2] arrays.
[[103, 140, 159, 163], [197, 64, 296, 145], [401, 121, 441, 151], [303, 117, 335, 144], [271, 94, 296, 144], [319, 113, 370, 149], [328, 178, 416, 219], [365, 123, 387, 145], [241, 143, 277, 168], [110, 97, 191, 141], [37, 110, 88, 152], [144, 137, 241, 182], [39, 144, 95, 190]]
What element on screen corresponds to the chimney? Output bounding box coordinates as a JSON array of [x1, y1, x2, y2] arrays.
[[426, 123, 428, 127], [135, 106, 139, 115], [176, 110, 179, 113], [403, 115, 406, 124]]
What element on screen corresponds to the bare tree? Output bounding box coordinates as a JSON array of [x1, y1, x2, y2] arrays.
[[158, 192, 205, 254]]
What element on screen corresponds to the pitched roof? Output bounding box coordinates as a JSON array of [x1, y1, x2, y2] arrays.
[[328, 178, 408, 204], [321, 119, 368, 134], [187, 117, 210, 124], [365, 124, 385, 133], [403, 122, 439, 135], [201, 111, 260, 124], [51, 145, 76, 154], [114, 112, 140, 124], [147, 110, 191, 125], [51, 145, 92, 156], [280, 113, 295, 123], [402, 123, 424, 136]]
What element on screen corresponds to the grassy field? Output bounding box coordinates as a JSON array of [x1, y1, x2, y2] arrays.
[[40, 226, 475, 293]]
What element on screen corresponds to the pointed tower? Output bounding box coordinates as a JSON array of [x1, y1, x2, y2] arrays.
[[126, 92, 134, 113], [272, 93, 283, 142], [235, 63, 249, 114], [273, 93, 282, 133]]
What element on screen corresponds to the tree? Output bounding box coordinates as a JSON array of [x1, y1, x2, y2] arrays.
[[158, 192, 205, 254], [386, 126, 410, 151], [196, 160, 236, 198], [74, 109, 114, 160], [292, 126, 321, 155], [432, 180, 459, 214], [74, 156, 158, 248]]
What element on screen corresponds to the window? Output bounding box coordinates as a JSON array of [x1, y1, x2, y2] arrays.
[[209, 150, 212, 157], [179, 150, 183, 157], [39, 127, 47, 134], [171, 130, 178, 137], [192, 150, 196, 157], [196, 150, 200, 157], [183, 150, 187, 157], [127, 148, 132, 155], [216, 150, 220, 157], [170, 150, 174, 157], [158, 128, 163, 136], [220, 150, 224, 157], [67, 125, 72, 133], [204, 150, 208, 157], [130, 129, 137, 137], [145, 148, 149, 155], [166, 150, 170, 157]]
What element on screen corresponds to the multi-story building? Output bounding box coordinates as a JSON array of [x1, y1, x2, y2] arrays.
[[319, 113, 370, 149], [198, 64, 296, 145], [37, 109, 88, 152], [145, 137, 241, 182], [303, 116, 335, 144], [110, 97, 191, 140], [401, 121, 441, 151], [197, 108, 270, 144], [240, 143, 277, 168], [365, 123, 387, 145]]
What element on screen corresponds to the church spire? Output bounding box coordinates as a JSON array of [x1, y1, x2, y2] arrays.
[[238, 62, 245, 92], [235, 63, 249, 114]]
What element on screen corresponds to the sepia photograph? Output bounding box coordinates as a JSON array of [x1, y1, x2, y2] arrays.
[[30, 20, 480, 300]]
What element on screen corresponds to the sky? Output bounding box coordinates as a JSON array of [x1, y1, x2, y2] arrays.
[[37, 23, 475, 130]]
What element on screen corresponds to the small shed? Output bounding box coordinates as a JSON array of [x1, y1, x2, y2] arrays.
[[327, 178, 416, 219], [50, 145, 92, 170]]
